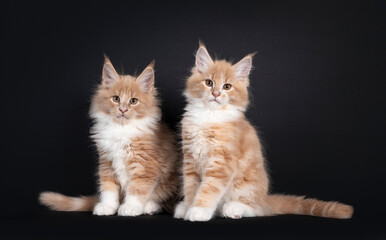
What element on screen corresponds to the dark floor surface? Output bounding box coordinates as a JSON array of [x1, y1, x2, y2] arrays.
[[1, 211, 384, 240]]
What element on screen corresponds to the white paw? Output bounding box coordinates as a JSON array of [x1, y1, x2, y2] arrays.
[[222, 201, 256, 219], [144, 201, 162, 215], [93, 202, 118, 216], [174, 202, 188, 219], [118, 202, 144, 216], [117, 196, 144, 216], [184, 206, 214, 222]]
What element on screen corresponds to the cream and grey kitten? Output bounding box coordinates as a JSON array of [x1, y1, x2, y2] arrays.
[[40, 57, 178, 216], [174, 43, 354, 221]]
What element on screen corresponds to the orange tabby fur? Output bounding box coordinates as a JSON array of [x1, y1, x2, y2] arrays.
[[40, 57, 178, 216], [174, 43, 354, 221]]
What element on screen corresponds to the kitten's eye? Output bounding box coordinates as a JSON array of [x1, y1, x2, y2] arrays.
[[223, 83, 232, 90], [205, 80, 213, 87], [130, 98, 138, 105], [112, 96, 120, 102]]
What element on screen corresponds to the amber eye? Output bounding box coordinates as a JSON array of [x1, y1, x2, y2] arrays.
[[223, 83, 232, 90], [205, 79, 213, 87], [112, 96, 120, 102], [130, 98, 138, 105]]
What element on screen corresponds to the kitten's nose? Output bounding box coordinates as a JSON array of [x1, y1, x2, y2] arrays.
[[212, 91, 220, 98], [119, 108, 128, 113]]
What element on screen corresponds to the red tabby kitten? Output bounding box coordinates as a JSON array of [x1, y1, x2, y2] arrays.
[[40, 57, 178, 216], [174, 43, 353, 221]]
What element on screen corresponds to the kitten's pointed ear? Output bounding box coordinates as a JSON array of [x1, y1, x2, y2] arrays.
[[195, 45, 213, 73], [136, 62, 155, 93], [233, 53, 255, 80], [102, 56, 119, 87]]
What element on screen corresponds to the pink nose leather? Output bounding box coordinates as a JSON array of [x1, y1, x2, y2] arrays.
[[119, 108, 128, 113], [212, 92, 220, 98]]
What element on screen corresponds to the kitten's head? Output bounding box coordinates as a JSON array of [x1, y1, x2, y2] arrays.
[[184, 43, 254, 111], [91, 56, 160, 124]]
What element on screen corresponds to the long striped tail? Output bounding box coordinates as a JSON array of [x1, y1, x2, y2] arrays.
[[39, 192, 98, 211], [267, 194, 353, 219]]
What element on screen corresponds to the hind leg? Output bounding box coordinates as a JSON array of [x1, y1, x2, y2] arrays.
[[118, 166, 160, 217], [143, 185, 167, 215], [220, 174, 269, 219], [221, 200, 257, 219], [144, 200, 162, 215]]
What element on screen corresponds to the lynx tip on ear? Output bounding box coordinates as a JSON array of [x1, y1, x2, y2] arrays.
[[103, 53, 111, 63], [147, 60, 155, 68], [198, 39, 206, 48]]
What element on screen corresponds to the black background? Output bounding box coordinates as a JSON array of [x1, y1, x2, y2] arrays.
[[1, 0, 385, 239]]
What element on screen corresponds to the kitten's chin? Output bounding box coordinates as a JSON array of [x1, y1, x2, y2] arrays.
[[114, 115, 131, 124], [207, 99, 224, 109], [117, 114, 129, 119]]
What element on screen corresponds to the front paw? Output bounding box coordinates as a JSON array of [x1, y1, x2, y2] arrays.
[[174, 202, 188, 219], [93, 202, 118, 216], [184, 206, 214, 222]]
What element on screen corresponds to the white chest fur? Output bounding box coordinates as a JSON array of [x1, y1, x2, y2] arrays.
[[90, 112, 157, 188], [183, 102, 244, 125], [182, 103, 243, 173]]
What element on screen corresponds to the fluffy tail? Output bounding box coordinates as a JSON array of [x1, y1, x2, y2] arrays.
[[39, 192, 98, 212], [267, 194, 354, 219]]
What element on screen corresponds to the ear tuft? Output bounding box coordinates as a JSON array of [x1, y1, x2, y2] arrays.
[[103, 54, 111, 63], [147, 60, 155, 68], [136, 65, 155, 93], [102, 57, 118, 87], [198, 39, 206, 48], [233, 55, 254, 80]]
